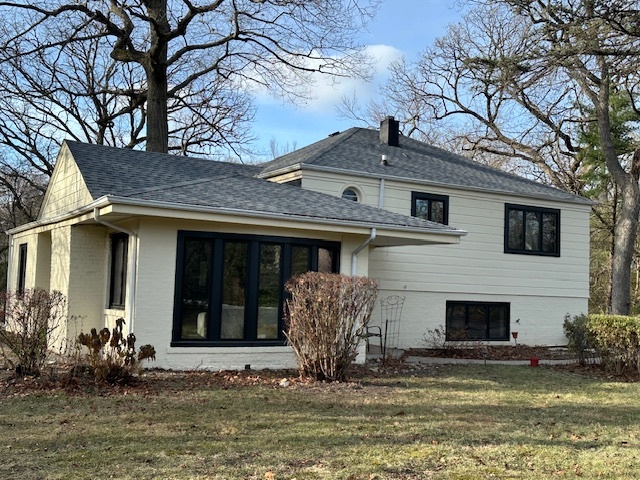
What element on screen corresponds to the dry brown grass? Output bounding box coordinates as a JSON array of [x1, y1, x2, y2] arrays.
[[2, 363, 640, 479]]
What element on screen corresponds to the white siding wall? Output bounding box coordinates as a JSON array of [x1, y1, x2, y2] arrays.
[[132, 218, 369, 370], [300, 169, 591, 347], [40, 146, 93, 220]]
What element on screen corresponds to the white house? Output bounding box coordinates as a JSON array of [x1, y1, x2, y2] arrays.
[[6, 117, 591, 369]]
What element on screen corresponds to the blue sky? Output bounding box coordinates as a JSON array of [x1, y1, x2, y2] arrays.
[[249, 1, 465, 160]]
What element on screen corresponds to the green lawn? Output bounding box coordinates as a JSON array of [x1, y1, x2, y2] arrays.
[[2, 365, 639, 479]]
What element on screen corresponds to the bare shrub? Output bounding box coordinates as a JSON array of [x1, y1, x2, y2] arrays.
[[75, 318, 156, 385], [423, 324, 485, 353], [285, 272, 378, 382], [0, 289, 67, 377]]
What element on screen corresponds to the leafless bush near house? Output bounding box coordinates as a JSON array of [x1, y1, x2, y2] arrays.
[[74, 317, 156, 385], [0, 289, 67, 376], [285, 272, 378, 382], [423, 324, 486, 352]]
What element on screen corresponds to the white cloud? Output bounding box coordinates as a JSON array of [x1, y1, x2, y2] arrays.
[[251, 44, 404, 113]]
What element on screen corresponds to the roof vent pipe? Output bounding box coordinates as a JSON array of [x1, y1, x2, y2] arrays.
[[380, 116, 399, 147], [381, 154, 388, 166]]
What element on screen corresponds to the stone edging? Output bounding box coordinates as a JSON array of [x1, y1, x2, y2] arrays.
[[404, 356, 579, 366]]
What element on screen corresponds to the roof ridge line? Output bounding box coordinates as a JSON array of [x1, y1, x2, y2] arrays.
[[300, 128, 361, 164], [260, 127, 362, 174]]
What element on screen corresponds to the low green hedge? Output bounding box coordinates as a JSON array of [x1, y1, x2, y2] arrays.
[[588, 314, 640, 375]]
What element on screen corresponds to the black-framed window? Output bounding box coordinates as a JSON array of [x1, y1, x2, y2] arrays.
[[17, 243, 27, 294], [109, 233, 128, 309], [446, 301, 509, 341], [411, 192, 449, 225], [172, 231, 340, 346], [505, 204, 560, 256]]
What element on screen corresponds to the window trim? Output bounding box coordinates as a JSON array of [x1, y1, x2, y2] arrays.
[[17, 243, 27, 294], [445, 301, 510, 341], [504, 203, 560, 257], [411, 191, 449, 225], [109, 233, 128, 309], [171, 231, 340, 347]]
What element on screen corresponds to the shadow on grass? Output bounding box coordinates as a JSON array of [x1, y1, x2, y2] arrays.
[[3, 364, 640, 479]]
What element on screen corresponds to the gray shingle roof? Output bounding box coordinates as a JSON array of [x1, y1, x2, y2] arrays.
[[63, 141, 462, 234], [259, 128, 592, 205]]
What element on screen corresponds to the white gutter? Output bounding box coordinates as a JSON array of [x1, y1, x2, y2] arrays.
[[8, 196, 111, 235], [351, 228, 376, 276], [93, 207, 138, 336], [9, 194, 466, 238]]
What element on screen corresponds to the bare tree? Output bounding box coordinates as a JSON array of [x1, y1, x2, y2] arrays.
[[347, 1, 640, 314], [0, 0, 378, 154], [491, 0, 640, 314]]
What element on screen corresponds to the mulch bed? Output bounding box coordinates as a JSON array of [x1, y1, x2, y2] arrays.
[[405, 345, 576, 361], [1, 345, 637, 397]]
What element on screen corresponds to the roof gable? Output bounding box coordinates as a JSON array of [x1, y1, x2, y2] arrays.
[[260, 128, 592, 205], [38, 142, 94, 220]]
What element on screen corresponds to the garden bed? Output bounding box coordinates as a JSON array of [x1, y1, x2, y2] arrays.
[[405, 345, 576, 361]]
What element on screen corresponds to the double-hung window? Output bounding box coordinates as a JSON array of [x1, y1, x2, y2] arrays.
[[505, 204, 560, 256], [411, 192, 449, 225], [172, 231, 340, 346]]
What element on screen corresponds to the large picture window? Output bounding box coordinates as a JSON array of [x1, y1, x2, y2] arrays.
[[411, 192, 449, 225], [172, 232, 340, 346], [505, 204, 560, 256], [446, 301, 509, 341]]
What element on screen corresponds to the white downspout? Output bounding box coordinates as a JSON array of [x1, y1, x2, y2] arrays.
[[351, 228, 376, 276], [351, 173, 384, 277], [6, 233, 13, 292], [94, 207, 138, 335]]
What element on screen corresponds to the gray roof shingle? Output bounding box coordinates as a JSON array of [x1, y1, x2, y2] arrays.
[[64, 141, 463, 234], [259, 128, 592, 205]]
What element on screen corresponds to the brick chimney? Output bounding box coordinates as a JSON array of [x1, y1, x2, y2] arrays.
[[379, 116, 399, 147]]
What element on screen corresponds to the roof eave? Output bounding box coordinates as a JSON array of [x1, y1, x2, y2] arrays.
[[100, 195, 467, 238], [261, 163, 594, 206]]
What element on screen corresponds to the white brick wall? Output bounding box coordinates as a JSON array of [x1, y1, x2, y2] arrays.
[[67, 225, 108, 339], [130, 218, 370, 370]]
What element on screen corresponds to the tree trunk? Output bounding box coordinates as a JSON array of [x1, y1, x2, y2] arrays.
[[607, 185, 618, 313], [610, 178, 640, 314], [596, 67, 640, 315], [145, 62, 169, 153], [144, 0, 169, 153]]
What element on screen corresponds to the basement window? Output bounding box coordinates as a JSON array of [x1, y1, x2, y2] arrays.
[[446, 301, 510, 341]]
